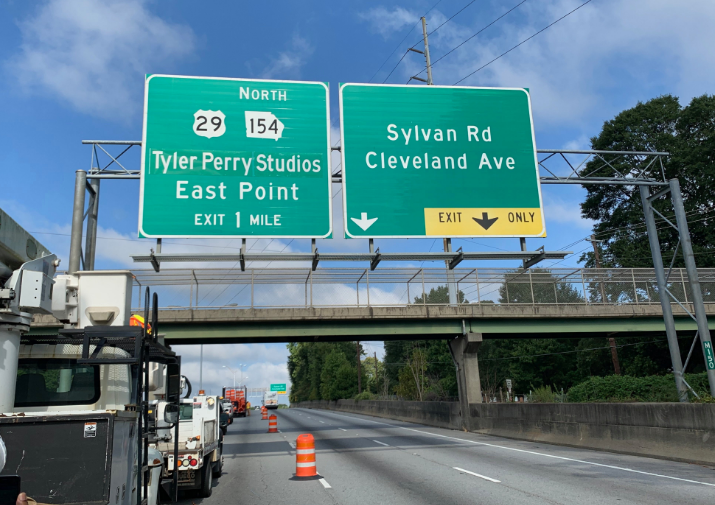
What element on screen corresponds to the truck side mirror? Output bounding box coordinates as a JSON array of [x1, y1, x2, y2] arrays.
[[166, 363, 181, 402], [164, 403, 179, 424]]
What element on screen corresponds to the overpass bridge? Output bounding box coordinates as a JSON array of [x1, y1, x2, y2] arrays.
[[31, 267, 715, 344]]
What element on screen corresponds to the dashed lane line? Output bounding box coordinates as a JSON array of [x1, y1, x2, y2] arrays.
[[316, 411, 715, 488], [338, 428, 347, 432], [399, 427, 715, 488], [373, 440, 390, 447], [454, 467, 500, 483], [319, 478, 332, 489]]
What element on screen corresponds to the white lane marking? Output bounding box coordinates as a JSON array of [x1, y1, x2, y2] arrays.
[[278, 429, 282, 433], [339, 428, 347, 432], [323, 411, 393, 426], [314, 411, 715, 488], [454, 467, 500, 483], [319, 421, 325, 424], [289, 442, 296, 449], [399, 427, 715, 488], [319, 478, 332, 489], [373, 440, 389, 447]]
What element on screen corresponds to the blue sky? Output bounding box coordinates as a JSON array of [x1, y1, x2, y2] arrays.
[[2, 0, 714, 399]]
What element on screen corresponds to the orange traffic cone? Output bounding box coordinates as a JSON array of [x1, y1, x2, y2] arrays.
[[262, 408, 268, 420], [295, 434, 317, 478], [268, 414, 278, 433]]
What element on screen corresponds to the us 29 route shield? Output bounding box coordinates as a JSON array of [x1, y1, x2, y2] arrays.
[[139, 75, 332, 238], [339, 83, 545, 238]]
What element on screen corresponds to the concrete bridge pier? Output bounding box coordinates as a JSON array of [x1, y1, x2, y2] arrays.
[[449, 332, 483, 430]]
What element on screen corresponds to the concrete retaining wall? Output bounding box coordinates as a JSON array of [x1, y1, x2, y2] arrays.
[[294, 400, 715, 465], [295, 400, 462, 430]]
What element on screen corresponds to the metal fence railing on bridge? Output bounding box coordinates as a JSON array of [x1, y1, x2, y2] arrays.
[[129, 267, 715, 311]]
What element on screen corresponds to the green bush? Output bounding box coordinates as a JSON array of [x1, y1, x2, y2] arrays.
[[567, 373, 710, 402], [531, 385, 556, 403], [354, 391, 376, 401]]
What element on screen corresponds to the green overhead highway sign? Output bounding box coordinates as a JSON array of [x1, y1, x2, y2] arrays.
[[139, 75, 332, 238], [339, 84, 545, 238], [270, 383, 287, 393]]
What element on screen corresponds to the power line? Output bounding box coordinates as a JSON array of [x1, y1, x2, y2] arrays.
[[423, 0, 478, 39], [206, 238, 296, 307], [376, 0, 444, 83], [198, 238, 271, 306], [30, 231, 250, 251], [453, 0, 595, 85], [383, 336, 687, 366], [415, 0, 529, 77]]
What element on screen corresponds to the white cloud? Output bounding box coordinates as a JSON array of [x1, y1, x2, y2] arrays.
[[259, 35, 313, 80], [379, 0, 715, 127], [6, 0, 195, 121], [359, 6, 417, 38], [174, 343, 291, 403], [543, 197, 594, 230]]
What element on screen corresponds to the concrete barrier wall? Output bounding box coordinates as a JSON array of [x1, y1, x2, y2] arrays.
[[294, 400, 462, 430], [294, 400, 715, 465]]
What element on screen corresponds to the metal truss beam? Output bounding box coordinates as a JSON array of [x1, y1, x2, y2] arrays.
[[131, 250, 570, 266], [81, 141, 672, 187]]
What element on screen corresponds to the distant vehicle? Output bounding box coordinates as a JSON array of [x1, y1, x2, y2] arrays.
[[223, 386, 248, 417], [219, 400, 233, 434], [263, 391, 279, 409]]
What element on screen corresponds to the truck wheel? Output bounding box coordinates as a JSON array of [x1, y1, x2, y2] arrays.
[[200, 461, 213, 497], [212, 448, 223, 478]]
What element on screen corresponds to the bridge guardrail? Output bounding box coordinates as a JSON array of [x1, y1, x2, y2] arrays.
[[128, 267, 715, 311]]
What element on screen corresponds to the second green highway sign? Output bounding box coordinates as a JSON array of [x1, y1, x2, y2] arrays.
[[139, 75, 332, 238], [339, 84, 545, 238]]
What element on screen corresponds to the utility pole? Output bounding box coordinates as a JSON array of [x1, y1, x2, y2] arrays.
[[417, 16, 458, 306], [374, 351, 378, 394], [591, 235, 620, 375], [590, 234, 607, 301], [421, 17, 433, 86], [357, 341, 362, 394], [608, 338, 621, 375]]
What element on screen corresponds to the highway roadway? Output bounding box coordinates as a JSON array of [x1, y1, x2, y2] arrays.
[[182, 407, 715, 504]]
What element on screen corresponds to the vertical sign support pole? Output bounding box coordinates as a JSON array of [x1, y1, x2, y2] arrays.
[[84, 178, 100, 270], [670, 179, 715, 395], [639, 185, 688, 402], [69, 170, 87, 274]]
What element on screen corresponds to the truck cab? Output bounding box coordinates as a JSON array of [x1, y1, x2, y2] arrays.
[[1, 257, 180, 504]]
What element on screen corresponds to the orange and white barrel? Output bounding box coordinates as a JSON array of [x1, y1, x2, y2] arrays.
[[262, 408, 268, 420], [295, 434, 317, 478], [268, 414, 278, 433]]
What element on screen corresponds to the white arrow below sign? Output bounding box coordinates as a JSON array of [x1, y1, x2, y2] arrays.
[[351, 213, 378, 231]]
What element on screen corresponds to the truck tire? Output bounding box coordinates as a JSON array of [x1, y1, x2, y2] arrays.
[[212, 447, 223, 478], [200, 461, 213, 498]]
